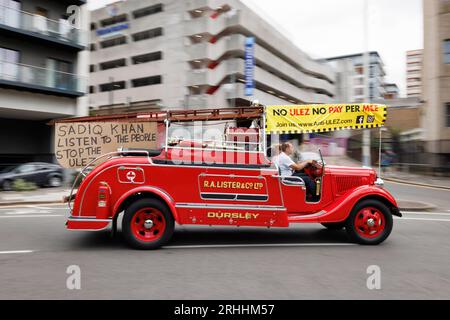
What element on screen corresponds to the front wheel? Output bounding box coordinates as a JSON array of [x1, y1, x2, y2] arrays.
[[47, 176, 62, 188], [122, 198, 174, 250], [345, 199, 393, 245]]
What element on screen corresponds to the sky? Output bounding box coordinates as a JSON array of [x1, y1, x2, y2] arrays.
[[88, 0, 423, 97]]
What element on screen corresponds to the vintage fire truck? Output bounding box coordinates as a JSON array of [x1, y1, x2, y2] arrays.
[[61, 105, 401, 249]]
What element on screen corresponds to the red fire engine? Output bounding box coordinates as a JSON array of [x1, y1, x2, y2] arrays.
[[61, 106, 401, 249]]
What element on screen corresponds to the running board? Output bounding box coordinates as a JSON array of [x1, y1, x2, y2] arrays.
[[288, 211, 328, 223]]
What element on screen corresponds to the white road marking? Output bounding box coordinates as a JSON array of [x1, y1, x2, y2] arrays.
[[0, 205, 67, 210], [402, 211, 450, 217], [0, 204, 63, 209], [0, 250, 34, 255], [25, 205, 67, 210], [0, 215, 64, 218], [396, 217, 450, 222], [5, 209, 51, 215], [163, 243, 357, 249]]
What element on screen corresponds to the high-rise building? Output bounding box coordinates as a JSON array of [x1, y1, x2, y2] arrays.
[[88, 0, 336, 115], [421, 0, 450, 167], [0, 0, 89, 166], [383, 83, 399, 100], [406, 49, 422, 98], [325, 51, 386, 103]]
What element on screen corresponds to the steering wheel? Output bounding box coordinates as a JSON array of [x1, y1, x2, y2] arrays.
[[304, 160, 324, 179]]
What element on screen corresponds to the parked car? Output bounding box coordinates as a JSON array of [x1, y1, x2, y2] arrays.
[[0, 162, 64, 191]]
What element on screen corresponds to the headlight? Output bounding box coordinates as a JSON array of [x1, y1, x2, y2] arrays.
[[375, 177, 384, 187]]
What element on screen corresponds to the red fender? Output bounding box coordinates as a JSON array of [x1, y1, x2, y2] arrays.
[[317, 185, 398, 223], [113, 186, 180, 223]]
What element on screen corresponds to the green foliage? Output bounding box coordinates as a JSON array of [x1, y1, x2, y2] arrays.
[[12, 179, 38, 192]]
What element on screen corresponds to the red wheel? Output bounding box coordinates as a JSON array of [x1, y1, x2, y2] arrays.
[[345, 199, 393, 245], [123, 198, 174, 249], [130, 208, 166, 242], [354, 207, 385, 239]]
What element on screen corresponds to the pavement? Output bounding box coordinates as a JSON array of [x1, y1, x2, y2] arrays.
[[327, 156, 449, 186], [0, 187, 70, 207], [383, 170, 450, 190]]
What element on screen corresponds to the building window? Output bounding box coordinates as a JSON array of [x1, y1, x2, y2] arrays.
[[89, 64, 95, 73], [132, 51, 162, 64], [100, 36, 127, 49], [355, 78, 364, 85], [354, 88, 364, 96], [89, 86, 95, 94], [132, 27, 163, 42], [100, 14, 128, 27], [100, 58, 126, 70], [131, 75, 162, 88], [47, 58, 73, 90], [0, 1, 21, 29], [90, 43, 96, 51], [90, 22, 97, 31], [132, 3, 163, 19], [447, 103, 450, 127], [355, 66, 364, 75], [99, 81, 126, 92], [0, 47, 20, 81], [444, 40, 450, 64]]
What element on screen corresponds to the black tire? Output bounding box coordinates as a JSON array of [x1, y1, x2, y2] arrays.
[[47, 175, 62, 188], [345, 199, 393, 245], [2, 180, 12, 191], [122, 198, 174, 250], [321, 222, 346, 230]]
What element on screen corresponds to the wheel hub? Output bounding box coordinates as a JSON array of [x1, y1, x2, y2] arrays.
[[144, 219, 154, 230], [367, 218, 375, 227]]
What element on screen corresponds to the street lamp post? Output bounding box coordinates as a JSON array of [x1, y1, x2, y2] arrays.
[[362, 0, 371, 167]]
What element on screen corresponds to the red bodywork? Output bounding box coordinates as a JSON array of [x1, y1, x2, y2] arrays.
[[67, 147, 399, 231]]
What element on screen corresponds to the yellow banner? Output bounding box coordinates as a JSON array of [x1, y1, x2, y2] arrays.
[[266, 104, 387, 134]]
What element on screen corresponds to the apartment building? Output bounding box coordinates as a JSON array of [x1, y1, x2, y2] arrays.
[[421, 0, 450, 168], [0, 0, 89, 166], [383, 83, 399, 100], [325, 51, 386, 103], [89, 0, 336, 115], [406, 49, 423, 98]]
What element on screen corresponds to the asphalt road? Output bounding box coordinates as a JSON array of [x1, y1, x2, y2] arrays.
[[0, 181, 449, 300]]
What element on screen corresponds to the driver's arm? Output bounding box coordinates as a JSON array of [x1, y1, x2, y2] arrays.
[[289, 160, 313, 172]]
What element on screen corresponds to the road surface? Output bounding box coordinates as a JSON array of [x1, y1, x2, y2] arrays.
[[0, 181, 449, 299]]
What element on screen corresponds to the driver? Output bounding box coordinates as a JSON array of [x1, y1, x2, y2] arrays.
[[273, 142, 317, 199]]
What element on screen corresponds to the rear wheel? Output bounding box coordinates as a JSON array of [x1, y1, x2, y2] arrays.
[[122, 198, 174, 250], [47, 176, 62, 188], [321, 222, 346, 230], [345, 199, 393, 245]]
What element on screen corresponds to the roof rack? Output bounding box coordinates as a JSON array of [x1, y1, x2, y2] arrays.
[[51, 106, 264, 124]]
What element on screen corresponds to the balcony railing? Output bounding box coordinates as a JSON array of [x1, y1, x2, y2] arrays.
[[0, 5, 87, 47], [0, 61, 86, 94]]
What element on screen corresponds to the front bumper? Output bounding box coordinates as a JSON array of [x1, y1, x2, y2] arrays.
[[391, 207, 402, 217]]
